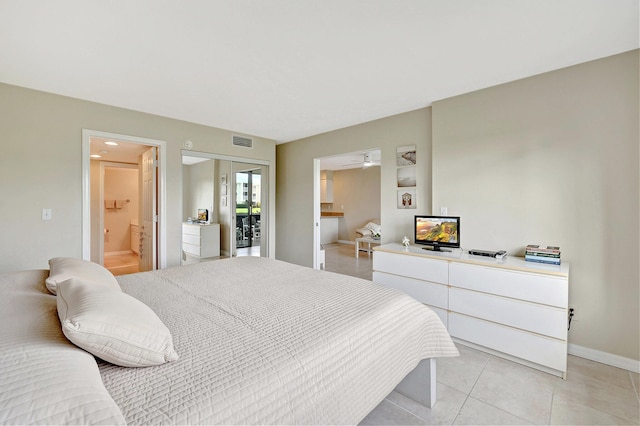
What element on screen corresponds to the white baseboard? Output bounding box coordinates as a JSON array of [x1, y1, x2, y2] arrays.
[[568, 343, 640, 373]]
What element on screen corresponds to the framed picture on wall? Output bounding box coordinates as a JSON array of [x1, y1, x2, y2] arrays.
[[397, 189, 416, 209], [397, 166, 416, 187], [396, 145, 416, 166]]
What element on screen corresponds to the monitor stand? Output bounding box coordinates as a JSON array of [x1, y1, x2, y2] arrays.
[[422, 245, 451, 253]]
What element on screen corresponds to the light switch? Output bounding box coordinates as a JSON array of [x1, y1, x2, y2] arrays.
[[440, 207, 448, 215], [42, 208, 52, 220]]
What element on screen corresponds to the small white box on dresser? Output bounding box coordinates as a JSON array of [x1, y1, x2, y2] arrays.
[[372, 243, 570, 379]]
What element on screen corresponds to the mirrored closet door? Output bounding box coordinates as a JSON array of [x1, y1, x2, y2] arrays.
[[182, 151, 268, 264]]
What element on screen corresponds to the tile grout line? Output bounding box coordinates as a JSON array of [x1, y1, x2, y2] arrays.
[[381, 396, 430, 425], [548, 380, 556, 425], [631, 371, 640, 403], [449, 355, 490, 425], [457, 355, 543, 425], [557, 368, 639, 424]]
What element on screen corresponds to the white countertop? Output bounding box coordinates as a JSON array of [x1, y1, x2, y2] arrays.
[[374, 243, 569, 277]]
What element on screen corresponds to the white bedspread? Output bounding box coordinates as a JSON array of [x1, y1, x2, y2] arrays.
[[100, 257, 458, 425], [0, 270, 126, 425]]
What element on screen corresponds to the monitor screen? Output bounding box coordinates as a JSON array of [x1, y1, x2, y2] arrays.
[[414, 215, 460, 250]]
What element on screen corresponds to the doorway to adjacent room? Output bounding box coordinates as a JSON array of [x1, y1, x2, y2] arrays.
[[312, 149, 381, 271]]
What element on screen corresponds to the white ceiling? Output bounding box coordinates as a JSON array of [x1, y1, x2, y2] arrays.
[[1, 1, 637, 143], [90, 137, 150, 163], [320, 150, 381, 171]]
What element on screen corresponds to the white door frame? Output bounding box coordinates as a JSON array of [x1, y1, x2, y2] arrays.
[[140, 146, 158, 271], [82, 129, 167, 269], [313, 158, 322, 269]]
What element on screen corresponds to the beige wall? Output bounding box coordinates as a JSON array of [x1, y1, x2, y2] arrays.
[[432, 50, 639, 361], [0, 83, 276, 272], [332, 167, 381, 241], [276, 108, 431, 267], [104, 167, 138, 253]]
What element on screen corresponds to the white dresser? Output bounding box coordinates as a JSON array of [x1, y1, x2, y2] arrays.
[[373, 243, 569, 378], [182, 223, 220, 262]]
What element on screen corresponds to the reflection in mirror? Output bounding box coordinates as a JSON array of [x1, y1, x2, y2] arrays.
[[182, 156, 224, 264], [182, 153, 268, 263], [234, 163, 263, 257]]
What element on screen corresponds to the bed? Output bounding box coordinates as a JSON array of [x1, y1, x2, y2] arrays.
[[1, 256, 458, 425]]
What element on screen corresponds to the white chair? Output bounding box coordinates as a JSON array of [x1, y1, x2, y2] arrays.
[[355, 219, 381, 239], [355, 220, 381, 258]]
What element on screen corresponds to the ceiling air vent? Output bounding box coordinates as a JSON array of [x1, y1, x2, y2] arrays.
[[232, 135, 253, 148]]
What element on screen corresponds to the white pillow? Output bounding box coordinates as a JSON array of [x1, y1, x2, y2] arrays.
[[57, 278, 179, 367], [356, 227, 372, 237], [0, 270, 126, 425], [365, 222, 381, 235], [46, 257, 120, 295]]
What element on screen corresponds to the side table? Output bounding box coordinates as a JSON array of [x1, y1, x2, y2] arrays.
[[355, 237, 381, 258]]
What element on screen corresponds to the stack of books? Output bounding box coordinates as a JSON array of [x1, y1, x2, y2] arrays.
[[525, 244, 561, 265]]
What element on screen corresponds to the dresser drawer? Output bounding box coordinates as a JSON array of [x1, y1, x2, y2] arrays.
[[373, 251, 448, 284], [182, 233, 201, 246], [182, 243, 202, 256], [449, 312, 567, 373], [373, 271, 448, 309], [449, 262, 567, 308], [449, 287, 567, 339], [182, 223, 202, 236]]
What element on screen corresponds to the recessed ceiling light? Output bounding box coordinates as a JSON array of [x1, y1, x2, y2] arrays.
[[90, 154, 102, 158], [104, 141, 118, 146]]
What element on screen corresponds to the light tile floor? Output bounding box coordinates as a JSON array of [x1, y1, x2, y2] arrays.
[[323, 242, 373, 280], [237, 245, 261, 257], [103, 251, 139, 276], [362, 346, 639, 425], [323, 243, 640, 425]]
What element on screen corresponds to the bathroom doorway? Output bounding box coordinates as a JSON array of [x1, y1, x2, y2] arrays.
[[82, 129, 167, 272], [101, 162, 140, 275]]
